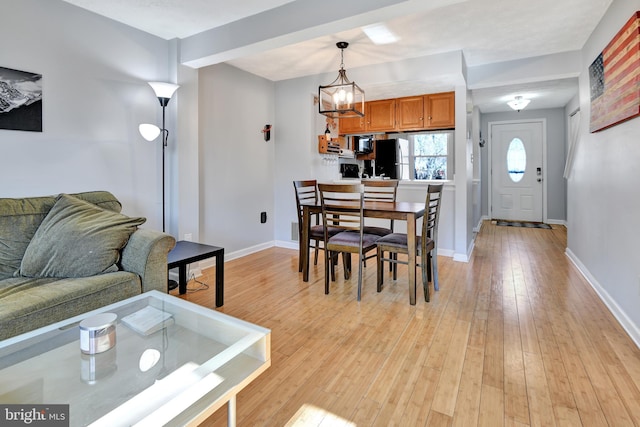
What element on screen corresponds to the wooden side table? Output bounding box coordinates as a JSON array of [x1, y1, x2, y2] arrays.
[[167, 240, 224, 307]]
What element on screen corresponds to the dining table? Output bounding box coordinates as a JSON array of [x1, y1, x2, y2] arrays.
[[300, 200, 426, 305]]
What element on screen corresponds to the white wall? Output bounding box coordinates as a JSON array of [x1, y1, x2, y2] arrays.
[[0, 0, 172, 229], [480, 108, 568, 223], [198, 63, 276, 254], [566, 0, 640, 345]]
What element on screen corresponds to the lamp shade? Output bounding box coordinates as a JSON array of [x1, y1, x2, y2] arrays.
[[139, 123, 161, 141], [148, 82, 179, 100], [507, 96, 531, 112]]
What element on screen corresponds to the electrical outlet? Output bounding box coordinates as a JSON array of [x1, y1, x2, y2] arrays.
[[184, 233, 192, 242]]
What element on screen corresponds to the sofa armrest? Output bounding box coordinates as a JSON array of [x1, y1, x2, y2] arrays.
[[121, 228, 176, 293]]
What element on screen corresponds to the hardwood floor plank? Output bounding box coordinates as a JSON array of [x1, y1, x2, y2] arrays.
[[398, 366, 441, 426], [451, 346, 484, 427], [176, 222, 640, 427], [478, 384, 504, 427], [523, 351, 556, 427], [431, 319, 471, 416]]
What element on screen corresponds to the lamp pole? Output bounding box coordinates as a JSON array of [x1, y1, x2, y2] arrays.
[[159, 97, 169, 233], [146, 81, 179, 232]]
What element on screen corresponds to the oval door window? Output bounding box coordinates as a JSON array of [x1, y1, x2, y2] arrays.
[[507, 138, 526, 182]]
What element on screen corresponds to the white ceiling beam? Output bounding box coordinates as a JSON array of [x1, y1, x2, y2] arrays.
[[180, 0, 464, 69]]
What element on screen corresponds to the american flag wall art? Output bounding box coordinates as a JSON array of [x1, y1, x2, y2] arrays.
[[589, 11, 640, 133]]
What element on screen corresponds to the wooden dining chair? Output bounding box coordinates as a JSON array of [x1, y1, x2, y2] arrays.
[[361, 179, 399, 236], [375, 183, 444, 302], [361, 179, 399, 270], [293, 180, 340, 272], [318, 183, 381, 301]]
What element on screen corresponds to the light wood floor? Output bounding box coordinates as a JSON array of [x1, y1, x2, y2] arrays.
[[174, 221, 640, 426]]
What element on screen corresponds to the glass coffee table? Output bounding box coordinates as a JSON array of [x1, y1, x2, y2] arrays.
[[0, 291, 270, 426]]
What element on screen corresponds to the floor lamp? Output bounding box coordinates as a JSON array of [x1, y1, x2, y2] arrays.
[[139, 81, 179, 289]]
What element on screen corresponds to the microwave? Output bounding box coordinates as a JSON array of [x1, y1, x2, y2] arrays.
[[352, 135, 374, 154]]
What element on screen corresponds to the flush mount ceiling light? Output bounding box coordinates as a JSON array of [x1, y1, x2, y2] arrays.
[[362, 23, 399, 45], [318, 42, 365, 119], [507, 95, 531, 112]]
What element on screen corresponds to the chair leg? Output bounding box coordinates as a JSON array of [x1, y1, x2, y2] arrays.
[[324, 250, 331, 294], [331, 252, 338, 282], [392, 254, 397, 280], [432, 249, 439, 291], [343, 253, 351, 280], [357, 252, 363, 301], [376, 247, 383, 292], [388, 251, 393, 272], [314, 240, 320, 265], [422, 250, 430, 302]]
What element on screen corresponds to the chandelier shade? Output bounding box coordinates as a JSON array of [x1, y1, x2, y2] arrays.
[[507, 95, 531, 112], [319, 42, 365, 118]]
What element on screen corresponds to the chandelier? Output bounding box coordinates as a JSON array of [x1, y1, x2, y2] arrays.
[[318, 42, 365, 118], [507, 95, 531, 112]]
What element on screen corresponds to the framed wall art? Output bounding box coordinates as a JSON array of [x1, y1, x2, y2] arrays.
[[589, 11, 640, 133], [0, 66, 42, 132]]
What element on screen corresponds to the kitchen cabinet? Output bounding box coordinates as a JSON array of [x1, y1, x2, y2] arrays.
[[366, 99, 396, 132], [338, 91, 455, 135], [425, 91, 455, 129], [338, 112, 366, 134], [397, 96, 424, 130]]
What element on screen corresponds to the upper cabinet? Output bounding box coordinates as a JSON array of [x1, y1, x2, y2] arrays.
[[365, 99, 396, 132], [339, 91, 455, 135], [425, 91, 455, 129], [338, 113, 366, 134], [397, 96, 425, 130]]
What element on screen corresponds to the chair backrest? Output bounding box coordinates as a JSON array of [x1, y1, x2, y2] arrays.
[[293, 180, 318, 225], [362, 179, 399, 202], [422, 184, 444, 242], [317, 183, 365, 238], [362, 179, 399, 230]]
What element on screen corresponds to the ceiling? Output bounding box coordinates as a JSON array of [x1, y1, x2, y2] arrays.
[[62, 0, 613, 113]]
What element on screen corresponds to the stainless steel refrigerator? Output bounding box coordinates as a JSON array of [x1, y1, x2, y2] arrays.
[[364, 138, 407, 179]]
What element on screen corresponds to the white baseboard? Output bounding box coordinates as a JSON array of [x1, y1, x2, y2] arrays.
[[547, 219, 567, 226], [453, 238, 475, 263], [171, 241, 276, 279], [276, 240, 298, 251], [474, 216, 490, 233], [565, 248, 640, 349], [276, 240, 458, 260]]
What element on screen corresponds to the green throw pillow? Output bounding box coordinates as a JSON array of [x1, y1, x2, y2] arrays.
[[18, 193, 146, 278]]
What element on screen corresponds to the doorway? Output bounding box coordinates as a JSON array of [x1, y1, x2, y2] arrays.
[[489, 120, 545, 222]]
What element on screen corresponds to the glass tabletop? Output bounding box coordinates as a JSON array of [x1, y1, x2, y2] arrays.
[[0, 291, 270, 427]]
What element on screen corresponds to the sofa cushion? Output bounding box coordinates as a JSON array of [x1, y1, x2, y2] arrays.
[[0, 271, 141, 340], [0, 191, 122, 280], [18, 194, 145, 278]]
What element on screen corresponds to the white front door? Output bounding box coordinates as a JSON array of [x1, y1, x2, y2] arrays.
[[490, 121, 543, 222]]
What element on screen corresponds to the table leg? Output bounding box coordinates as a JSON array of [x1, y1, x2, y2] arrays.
[[302, 206, 310, 282], [227, 395, 236, 427], [216, 249, 224, 307], [407, 212, 417, 305], [178, 265, 187, 295]]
